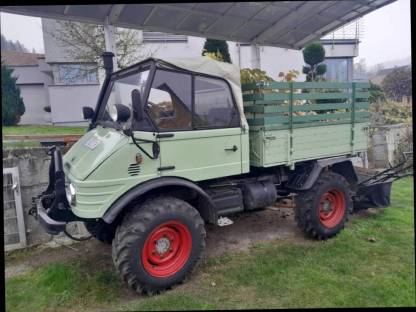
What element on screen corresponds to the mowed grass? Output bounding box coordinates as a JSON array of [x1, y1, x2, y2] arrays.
[[5, 178, 415, 311], [2, 125, 86, 136]]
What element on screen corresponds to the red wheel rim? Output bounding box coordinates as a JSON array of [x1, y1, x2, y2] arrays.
[[141, 220, 192, 278], [318, 188, 346, 228]]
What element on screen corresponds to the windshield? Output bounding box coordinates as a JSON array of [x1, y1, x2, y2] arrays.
[[96, 69, 150, 129]]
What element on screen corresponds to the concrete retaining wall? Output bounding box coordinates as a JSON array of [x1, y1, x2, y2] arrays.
[[3, 147, 88, 248], [368, 123, 412, 168]]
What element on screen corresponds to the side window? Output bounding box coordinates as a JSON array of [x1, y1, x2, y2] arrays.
[[194, 76, 239, 128], [147, 70, 192, 131]]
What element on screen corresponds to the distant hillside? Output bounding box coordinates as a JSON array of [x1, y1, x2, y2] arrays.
[[1, 34, 30, 53], [368, 63, 411, 86], [368, 56, 411, 73]]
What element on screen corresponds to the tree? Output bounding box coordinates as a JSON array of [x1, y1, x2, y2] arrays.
[[202, 39, 232, 63], [48, 20, 154, 69], [354, 58, 368, 79], [2, 63, 25, 126], [1, 34, 30, 52], [203, 51, 224, 62], [381, 66, 412, 102], [278, 70, 299, 82], [240, 68, 274, 84], [368, 82, 387, 104], [302, 42, 327, 81]]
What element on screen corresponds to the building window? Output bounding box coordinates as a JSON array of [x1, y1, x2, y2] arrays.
[[54, 63, 98, 85], [323, 58, 353, 82], [143, 31, 187, 43]]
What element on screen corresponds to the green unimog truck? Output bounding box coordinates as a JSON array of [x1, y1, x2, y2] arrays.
[[30, 53, 405, 294]]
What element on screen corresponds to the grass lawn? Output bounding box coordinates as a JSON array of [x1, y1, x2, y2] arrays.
[[2, 141, 42, 148], [5, 178, 415, 311], [2, 125, 86, 136]]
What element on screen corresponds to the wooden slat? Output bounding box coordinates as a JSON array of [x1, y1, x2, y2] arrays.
[[292, 112, 351, 123], [355, 82, 371, 89], [291, 103, 351, 112], [243, 100, 289, 106], [293, 92, 352, 100], [355, 92, 370, 99], [355, 102, 370, 109], [244, 105, 289, 113], [242, 81, 371, 92], [242, 81, 291, 91], [247, 115, 289, 126], [244, 93, 291, 101], [292, 82, 352, 89], [291, 120, 352, 128]]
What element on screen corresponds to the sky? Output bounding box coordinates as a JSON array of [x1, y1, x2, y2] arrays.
[[0, 0, 411, 67]]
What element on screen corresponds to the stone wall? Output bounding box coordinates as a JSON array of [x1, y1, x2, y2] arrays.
[[3, 147, 88, 248], [368, 123, 412, 168]]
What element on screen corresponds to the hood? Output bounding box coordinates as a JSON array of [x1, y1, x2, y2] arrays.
[[63, 126, 129, 181]]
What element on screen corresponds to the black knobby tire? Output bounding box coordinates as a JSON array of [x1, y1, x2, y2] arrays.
[[112, 196, 206, 294], [294, 171, 352, 240], [84, 220, 116, 244]]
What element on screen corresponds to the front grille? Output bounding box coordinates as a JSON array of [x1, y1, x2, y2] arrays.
[[128, 164, 141, 176]]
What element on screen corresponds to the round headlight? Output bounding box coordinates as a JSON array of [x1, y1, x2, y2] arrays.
[[109, 105, 118, 122], [69, 183, 76, 196], [66, 183, 76, 205]]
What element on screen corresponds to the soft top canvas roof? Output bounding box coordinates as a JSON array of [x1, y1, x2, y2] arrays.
[[157, 56, 242, 87]]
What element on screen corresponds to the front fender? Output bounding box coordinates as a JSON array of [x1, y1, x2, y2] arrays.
[[102, 177, 216, 224]]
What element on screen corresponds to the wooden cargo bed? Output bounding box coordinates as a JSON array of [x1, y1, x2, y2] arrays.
[[242, 81, 371, 167]]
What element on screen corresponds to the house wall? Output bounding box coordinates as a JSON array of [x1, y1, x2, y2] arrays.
[[258, 46, 305, 79], [48, 84, 99, 125], [323, 42, 359, 58], [10, 65, 52, 125], [18, 85, 50, 125]]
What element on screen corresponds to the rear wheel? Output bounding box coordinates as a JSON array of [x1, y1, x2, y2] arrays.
[[112, 196, 206, 294], [295, 171, 352, 240]]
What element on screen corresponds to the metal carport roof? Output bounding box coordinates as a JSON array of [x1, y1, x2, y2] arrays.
[[0, 1, 395, 49]]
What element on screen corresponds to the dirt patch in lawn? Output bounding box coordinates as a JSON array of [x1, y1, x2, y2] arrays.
[[5, 205, 384, 279]]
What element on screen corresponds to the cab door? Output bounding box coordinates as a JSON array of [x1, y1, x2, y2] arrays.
[[146, 69, 242, 182]]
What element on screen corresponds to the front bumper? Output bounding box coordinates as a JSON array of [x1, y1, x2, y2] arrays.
[[32, 197, 67, 235], [29, 147, 83, 235]]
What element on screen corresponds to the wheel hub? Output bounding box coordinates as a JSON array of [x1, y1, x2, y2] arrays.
[[155, 237, 171, 255], [321, 200, 333, 213], [142, 220, 192, 278], [318, 188, 346, 228]]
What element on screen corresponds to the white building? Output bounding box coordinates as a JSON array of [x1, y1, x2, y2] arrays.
[[1, 51, 52, 125], [4, 18, 362, 125]]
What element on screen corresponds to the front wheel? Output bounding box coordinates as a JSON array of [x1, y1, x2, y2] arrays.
[[294, 171, 352, 240], [112, 196, 206, 294]]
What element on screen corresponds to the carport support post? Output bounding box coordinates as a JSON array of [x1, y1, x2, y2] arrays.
[[250, 44, 261, 69], [103, 16, 118, 71]]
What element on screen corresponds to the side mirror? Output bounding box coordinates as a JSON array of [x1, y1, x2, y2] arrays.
[[82, 106, 94, 120], [131, 89, 143, 121], [109, 104, 131, 123]]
